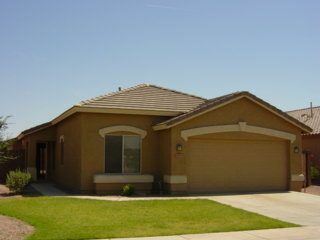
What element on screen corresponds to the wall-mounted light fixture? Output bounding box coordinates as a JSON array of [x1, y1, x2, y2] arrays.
[[176, 144, 183, 152], [294, 146, 299, 153]]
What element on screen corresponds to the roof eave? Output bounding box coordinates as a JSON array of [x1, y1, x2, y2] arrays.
[[18, 106, 186, 139], [153, 95, 313, 133], [52, 106, 184, 125], [17, 133, 24, 140], [17, 123, 52, 140]]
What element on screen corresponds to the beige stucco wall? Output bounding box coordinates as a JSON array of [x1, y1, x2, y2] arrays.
[[79, 113, 167, 192], [95, 183, 153, 195], [168, 98, 303, 191], [159, 129, 172, 175], [54, 113, 82, 191]]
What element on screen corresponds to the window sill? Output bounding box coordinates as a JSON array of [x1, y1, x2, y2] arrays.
[[93, 174, 154, 183]]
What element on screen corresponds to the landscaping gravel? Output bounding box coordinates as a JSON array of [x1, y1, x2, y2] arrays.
[[0, 215, 34, 240], [0, 183, 38, 240]]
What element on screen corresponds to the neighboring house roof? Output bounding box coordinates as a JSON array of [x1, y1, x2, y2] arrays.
[[77, 84, 206, 112], [287, 106, 320, 135], [153, 91, 312, 133]]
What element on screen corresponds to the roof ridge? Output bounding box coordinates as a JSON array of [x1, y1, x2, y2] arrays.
[[286, 105, 320, 113], [76, 84, 206, 106], [144, 84, 207, 100], [205, 91, 247, 102], [76, 84, 148, 106]]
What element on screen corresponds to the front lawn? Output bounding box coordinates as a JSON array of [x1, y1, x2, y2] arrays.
[[0, 197, 298, 240]]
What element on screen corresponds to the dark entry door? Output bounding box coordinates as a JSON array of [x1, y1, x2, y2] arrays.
[[36, 143, 47, 179], [304, 153, 311, 186]]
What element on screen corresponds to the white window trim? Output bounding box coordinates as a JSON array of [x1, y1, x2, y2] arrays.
[[99, 125, 147, 139], [181, 122, 296, 143]]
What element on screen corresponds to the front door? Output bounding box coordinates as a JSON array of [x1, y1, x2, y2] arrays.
[[36, 143, 47, 179]]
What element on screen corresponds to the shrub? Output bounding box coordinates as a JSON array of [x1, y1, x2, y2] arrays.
[[122, 184, 135, 196], [311, 166, 320, 180], [6, 169, 32, 193]]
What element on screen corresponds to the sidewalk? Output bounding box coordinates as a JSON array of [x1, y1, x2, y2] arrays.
[[89, 226, 320, 240]]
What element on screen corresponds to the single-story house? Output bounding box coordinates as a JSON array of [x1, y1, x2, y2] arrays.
[[287, 105, 320, 184], [15, 84, 312, 194]]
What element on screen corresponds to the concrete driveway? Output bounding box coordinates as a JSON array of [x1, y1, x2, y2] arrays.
[[207, 191, 320, 226]]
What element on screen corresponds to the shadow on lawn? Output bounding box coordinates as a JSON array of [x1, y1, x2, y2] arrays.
[[0, 181, 42, 198]]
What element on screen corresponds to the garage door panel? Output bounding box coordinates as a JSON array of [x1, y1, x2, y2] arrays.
[[187, 139, 288, 193]]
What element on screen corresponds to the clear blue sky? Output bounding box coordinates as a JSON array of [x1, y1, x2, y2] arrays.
[[1, 0, 319, 138]]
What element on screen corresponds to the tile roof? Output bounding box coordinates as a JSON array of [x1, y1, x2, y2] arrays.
[[76, 84, 206, 113], [154, 91, 312, 133], [287, 106, 320, 135], [18, 85, 313, 139]]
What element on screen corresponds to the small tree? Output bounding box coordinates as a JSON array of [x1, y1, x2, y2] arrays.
[[311, 166, 320, 180], [0, 116, 9, 141], [0, 116, 17, 163]]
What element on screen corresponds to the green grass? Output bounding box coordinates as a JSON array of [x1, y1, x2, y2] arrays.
[[0, 197, 298, 240]]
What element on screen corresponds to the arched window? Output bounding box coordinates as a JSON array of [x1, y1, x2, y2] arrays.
[[99, 126, 147, 174]]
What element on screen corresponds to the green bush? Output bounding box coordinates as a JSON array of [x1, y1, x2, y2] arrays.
[[122, 184, 135, 196], [6, 169, 32, 193], [311, 166, 320, 180]]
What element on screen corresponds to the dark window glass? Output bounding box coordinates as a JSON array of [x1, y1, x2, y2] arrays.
[[123, 136, 140, 173], [105, 136, 122, 173], [105, 135, 141, 174]]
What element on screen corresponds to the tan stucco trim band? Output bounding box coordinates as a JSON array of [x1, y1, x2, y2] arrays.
[[93, 174, 154, 183], [98, 125, 147, 138], [163, 175, 188, 184], [291, 174, 305, 181], [181, 122, 296, 143]]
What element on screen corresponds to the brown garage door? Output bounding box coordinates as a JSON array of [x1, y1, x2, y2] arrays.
[[187, 138, 288, 193]]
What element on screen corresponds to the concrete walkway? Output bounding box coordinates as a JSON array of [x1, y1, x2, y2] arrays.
[[31, 183, 320, 240], [31, 183, 68, 196]]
